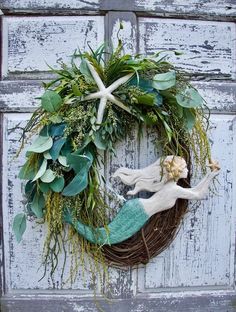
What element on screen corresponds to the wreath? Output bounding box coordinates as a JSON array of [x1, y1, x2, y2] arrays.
[[13, 40, 212, 281]]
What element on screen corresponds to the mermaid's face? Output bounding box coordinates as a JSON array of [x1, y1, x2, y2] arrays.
[[179, 162, 188, 179]]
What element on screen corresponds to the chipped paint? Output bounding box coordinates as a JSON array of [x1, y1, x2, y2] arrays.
[[1, 0, 100, 10], [1, 7, 236, 312], [139, 18, 235, 79], [134, 0, 236, 17], [2, 16, 104, 77]]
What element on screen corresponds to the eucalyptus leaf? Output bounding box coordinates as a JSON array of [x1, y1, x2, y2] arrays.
[[183, 108, 196, 130], [31, 192, 45, 218], [49, 138, 66, 161], [43, 151, 52, 160], [41, 90, 62, 112], [25, 181, 36, 199], [49, 123, 66, 137], [40, 169, 56, 183], [28, 136, 53, 153], [129, 77, 153, 91], [32, 159, 47, 181], [60, 140, 73, 156], [66, 153, 93, 174], [152, 71, 176, 90], [93, 132, 107, 150], [13, 213, 26, 243], [50, 176, 65, 193], [58, 155, 69, 167], [62, 171, 88, 197], [39, 181, 51, 193], [39, 125, 49, 137], [19, 160, 38, 180], [176, 87, 203, 108]]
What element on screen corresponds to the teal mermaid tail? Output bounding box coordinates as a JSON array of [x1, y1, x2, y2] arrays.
[[64, 198, 149, 245]]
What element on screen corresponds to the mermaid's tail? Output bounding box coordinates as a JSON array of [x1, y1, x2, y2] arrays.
[[64, 199, 149, 245]]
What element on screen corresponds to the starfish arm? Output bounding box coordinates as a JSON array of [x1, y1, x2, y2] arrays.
[[107, 73, 134, 93], [83, 91, 103, 101], [86, 60, 105, 91], [97, 96, 108, 125], [108, 94, 132, 114]]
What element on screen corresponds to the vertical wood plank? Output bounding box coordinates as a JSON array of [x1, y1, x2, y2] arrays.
[[138, 115, 236, 292], [2, 114, 97, 292], [103, 11, 138, 298]]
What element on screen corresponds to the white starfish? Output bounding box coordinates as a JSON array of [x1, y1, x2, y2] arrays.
[[83, 61, 134, 126]]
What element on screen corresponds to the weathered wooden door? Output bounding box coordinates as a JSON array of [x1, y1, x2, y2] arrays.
[[0, 1, 236, 311]]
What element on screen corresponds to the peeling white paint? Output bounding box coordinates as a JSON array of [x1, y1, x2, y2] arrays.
[[1, 0, 100, 10], [139, 18, 235, 78], [2, 16, 104, 77], [134, 0, 236, 16]]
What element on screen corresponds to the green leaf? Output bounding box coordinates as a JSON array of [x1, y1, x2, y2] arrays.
[[49, 115, 63, 124], [31, 192, 45, 218], [176, 87, 203, 108], [43, 151, 52, 160], [25, 181, 36, 200], [40, 169, 56, 183], [80, 58, 93, 82], [58, 155, 69, 167], [39, 182, 51, 193], [19, 160, 38, 180], [41, 90, 62, 112], [39, 125, 49, 137], [66, 153, 93, 174], [49, 138, 66, 161], [183, 108, 196, 130], [49, 123, 66, 137], [50, 176, 65, 193], [32, 159, 47, 181], [137, 94, 154, 106], [94, 132, 107, 150], [71, 81, 82, 96], [13, 213, 26, 243], [152, 71, 176, 90], [61, 140, 73, 156], [28, 136, 53, 153], [129, 77, 153, 90], [62, 171, 88, 197]]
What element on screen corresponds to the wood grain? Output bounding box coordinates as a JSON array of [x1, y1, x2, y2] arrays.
[[138, 18, 235, 79], [2, 16, 104, 78], [138, 115, 236, 291]]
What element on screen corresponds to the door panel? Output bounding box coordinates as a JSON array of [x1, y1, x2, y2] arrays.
[[1, 5, 236, 312]]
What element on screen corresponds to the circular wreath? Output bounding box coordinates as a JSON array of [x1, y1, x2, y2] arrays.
[[14, 41, 210, 278]]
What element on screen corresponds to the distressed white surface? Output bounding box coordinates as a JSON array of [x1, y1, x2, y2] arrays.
[[104, 128, 140, 298], [2, 114, 96, 292], [134, 0, 236, 16], [137, 115, 236, 291], [110, 18, 137, 55], [2, 16, 104, 77], [139, 18, 235, 78], [1, 0, 100, 9]]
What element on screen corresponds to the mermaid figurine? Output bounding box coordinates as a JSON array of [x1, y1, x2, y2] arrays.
[[64, 155, 220, 245]]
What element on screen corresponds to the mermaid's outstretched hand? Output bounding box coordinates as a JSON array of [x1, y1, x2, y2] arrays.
[[207, 159, 220, 172]]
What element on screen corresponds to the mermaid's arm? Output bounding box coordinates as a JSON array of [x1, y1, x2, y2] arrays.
[[177, 170, 219, 200]]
